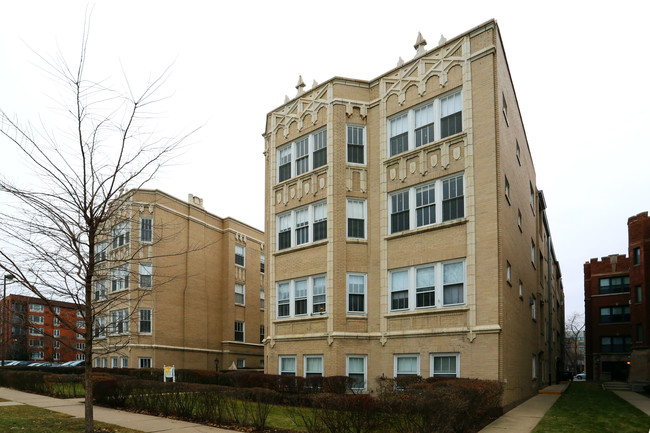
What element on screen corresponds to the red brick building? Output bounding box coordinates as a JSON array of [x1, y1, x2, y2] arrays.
[[584, 212, 649, 382], [0, 294, 84, 363]]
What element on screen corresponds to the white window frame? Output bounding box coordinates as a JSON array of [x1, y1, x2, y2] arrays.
[[111, 264, 129, 292], [111, 357, 119, 368], [388, 90, 462, 157], [506, 261, 511, 283], [112, 220, 130, 249], [304, 355, 324, 378], [346, 124, 366, 165], [532, 355, 536, 379], [94, 358, 101, 368], [346, 198, 367, 240], [29, 315, 44, 324], [139, 308, 152, 334], [139, 357, 152, 369], [346, 273, 367, 314], [31, 351, 44, 360], [121, 357, 128, 368], [139, 263, 152, 288], [140, 217, 153, 243], [101, 357, 107, 368], [95, 241, 108, 262], [94, 316, 107, 339], [94, 280, 108, 301], [235, 283, 245, 305], [109, 309, 129, 334], [53, 317, 60, 327], [276, 127, 327, 183], [347, 355, 367, 390], [29, 304, 44, 313], [389, 174, 465, 234], [54, 340, 61, 349], [260, 289, 265, 310], [77, 320, 85, 329], [234, 320, 245, 342], [235, 244, 245, 267], [430, 353, 460, 378], [276, 200, 327, 250], [389, 259, 466, 312], [76, 342, 85, 351], [276, 274, 327, 319], [29, 327, 44, 336], [53, 329, 60, 338], [394, 354, 420, 377], [237, 358, 246, 369], [260, 253, 265, 273], [531, 296, 537, 321], [53, 352, 60, 361], [53, 306, 60, 315], [279, 355, 297, 376]]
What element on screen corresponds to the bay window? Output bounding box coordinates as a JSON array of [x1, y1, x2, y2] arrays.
[[276, 128, 327, 182], [276, 201, 327, 250], [276, 274, 327, 318]]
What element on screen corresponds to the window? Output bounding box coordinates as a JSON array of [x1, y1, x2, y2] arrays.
[[234, 321, 244, 342], [95, 241, 108, 262], [76, 343, 85, 351], [279, 355, 297, 376], [54, 340, 60, 348], [347, 199, 366, 239], [139, 309, 152, 333], [347, 125, 366, 164], [140, 217, 153, 243], [518, 209, 522, 232], [276, 201, 327, 250], [53, 306, 60, 315], [532, 356, 536, 379], [529, 182, 535, 213], [260, 325, 265, 344], [139, 357, 152, 369], [260, 254, 265, 273], [390, 175, 464, 234], [388, 90, 462, 157], [139, 263, 152, 288], [431, 353, 459, 378], [637, 324, 644, 343], [394, 354, 419, 377], [390, 260, 465, 311], [53, 317, 60, 327], [506, 262, 511, 283], [29, 304, 44, 313], [260, 290, 265, 310], [29, 315, 44, 324], [94, 280, 107, 300], [77, 310, 84, 318], [235, 244, 245, 266], [76, 353, 85, 361], [53, 352, 60, 361], [600, 306, 630, 323], [598, 276, 630, 294], [112, 220, 130, 249], [29, 327, 44, 335], [277, 128, 327, 182], [29, 339, 43, 347], [347, 274, 366, 313], [121, 357, 128, 368], [304, 355, 324, 377], [600, 336, 631, 353], [94, 317, 107, 338], [77, 333, 84, 340], [531, 240, 536, 266], [111, 265, 129, 292], [502, 93, 509, 126], [111, 357, 118, 368], [94, 358, 100, 368], [276, 275, 327, 318], [235, 283, 245, 305], [347, 355, 367, 390], [77, 320, 85, 329], [31, 352, 44, 360], [237, 359, 246, 369], [516, 140, 521, 165], [531, 296, 537, 320], [519, 281, 523, 298], [635, 285, 643, 303], [109, 309, 129, 334], [633, 247, 641, 265], [504, 176, 510, 203]]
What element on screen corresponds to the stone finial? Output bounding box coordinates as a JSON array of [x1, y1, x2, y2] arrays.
[[397, 56, 404, 67], [439, 34, 447, 45], [414, 32, 427, 57], [284, 95, 290, 103], [296, 75, 306, 96], [312, 79, 318, 88]]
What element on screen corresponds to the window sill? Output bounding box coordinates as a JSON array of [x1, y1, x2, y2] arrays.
[[273, 314, 328, 324], [385, 305, 469, 318], [274, 165, 328, 189], [275, 239, 327, 256], [386, 218, 467, 240], [385, 132, 466, 164], [346, 313, 368, 318], [347, 238, 368, 244]]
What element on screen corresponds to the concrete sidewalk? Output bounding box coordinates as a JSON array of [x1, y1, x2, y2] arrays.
[[478, 384, 568, 433], [613, 390, 650, 416], [0, 387, 237, 433]]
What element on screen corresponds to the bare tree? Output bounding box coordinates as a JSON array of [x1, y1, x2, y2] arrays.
[[0, 23, 193, 433], [564, 312, 585, 375]]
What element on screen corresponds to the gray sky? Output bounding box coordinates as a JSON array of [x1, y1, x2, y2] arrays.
[[1, 0, 649, 320]]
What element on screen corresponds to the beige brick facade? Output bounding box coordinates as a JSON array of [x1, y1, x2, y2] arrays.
[[263, 20, 564, 407], [92, 189, 265, 371]]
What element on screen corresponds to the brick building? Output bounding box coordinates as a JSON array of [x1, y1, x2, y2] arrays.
[[92, 190, 265, 370], [584, 212, 650, 382], [0, 294, 83, 363], [263, 20, 564, 407]]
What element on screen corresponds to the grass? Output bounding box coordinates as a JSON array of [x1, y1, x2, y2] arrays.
[[0, 404, 143, 433], [532, 381, 650, 433]]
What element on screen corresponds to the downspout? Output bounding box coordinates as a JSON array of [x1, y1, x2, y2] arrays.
[[547, 234, 553, 386]]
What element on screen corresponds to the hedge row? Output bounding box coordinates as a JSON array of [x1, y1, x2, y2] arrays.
[[0, 369, 83, 398]]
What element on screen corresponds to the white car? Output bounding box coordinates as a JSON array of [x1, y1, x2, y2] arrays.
[[574, 373, 586, 381]]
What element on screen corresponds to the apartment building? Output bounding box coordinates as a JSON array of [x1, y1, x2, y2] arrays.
[[92, 189, 265, 370], [263, 20, 564, 406], [584, 211, 650, 382], [0, 294, 84, 363]]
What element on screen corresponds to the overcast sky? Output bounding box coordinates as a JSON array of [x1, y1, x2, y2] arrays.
[[1, 1, 648, 320]]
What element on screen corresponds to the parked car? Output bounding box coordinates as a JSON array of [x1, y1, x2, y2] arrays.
[[575, 372, 586, 381]]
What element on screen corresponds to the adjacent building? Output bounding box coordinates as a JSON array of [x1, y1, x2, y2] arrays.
[[263, 20, 564, 406], [0, 294, 84, 363], [92, 190, 265, 371], [584, 211, 649, 382]]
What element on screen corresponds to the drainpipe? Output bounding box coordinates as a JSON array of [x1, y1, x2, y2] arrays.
[[547, 234, 553, 386]]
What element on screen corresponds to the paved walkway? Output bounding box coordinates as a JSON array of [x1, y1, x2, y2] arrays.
[[614, 390, 650, 416], [0, 387, 237, 433], [479, 384, 568, 433]]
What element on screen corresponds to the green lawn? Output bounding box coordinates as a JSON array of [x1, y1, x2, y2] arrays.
[[0, 404, 143, 433], [532, 382, 650, 433]]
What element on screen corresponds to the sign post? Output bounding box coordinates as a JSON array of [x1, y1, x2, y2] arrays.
[[163, 365, 176, 382]]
